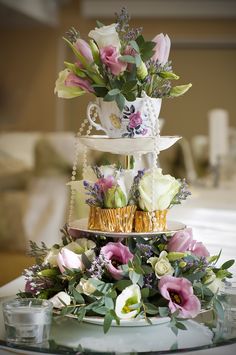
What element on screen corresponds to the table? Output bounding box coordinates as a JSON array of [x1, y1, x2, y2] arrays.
[[0, 278, 236, 355]]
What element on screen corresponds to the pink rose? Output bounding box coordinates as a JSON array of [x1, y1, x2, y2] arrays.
[[152, 33, 171, 65], [96, 176, 115, 193], [129, 111, 142, 129], [57, 248, 83, 273], [101, 242, 133, 280], [100, 46, 127, 75], [65, 73, 94, 93], [167, 228, 209, 258], [74, 38, 93, 64], [159, 275, 201, 318]]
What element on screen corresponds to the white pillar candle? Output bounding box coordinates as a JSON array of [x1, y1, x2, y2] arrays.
[[208, 109, 229, 166]]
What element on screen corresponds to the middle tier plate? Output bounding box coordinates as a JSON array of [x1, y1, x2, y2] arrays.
[[69, 218, 186, 238], [79, 135, 181, 155]]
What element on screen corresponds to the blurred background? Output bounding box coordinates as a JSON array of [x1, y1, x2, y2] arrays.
[[0, 0, 236, 286]]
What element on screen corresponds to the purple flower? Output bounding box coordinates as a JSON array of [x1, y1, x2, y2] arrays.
[[101, 242, 133, 280], [96, 176, 115, 193], [167, 228, 210, 258], [65, 73, 94, 93], [128, 111, 142, 129], [158, 275, 201, 318]]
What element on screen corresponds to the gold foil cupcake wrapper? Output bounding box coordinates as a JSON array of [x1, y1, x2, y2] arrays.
[[99, 205, 137, 233], [134, 210, 168, 232], [88, 206, 102, 230]]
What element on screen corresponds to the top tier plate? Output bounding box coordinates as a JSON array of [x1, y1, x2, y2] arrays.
[[79, 135, 181, 155]]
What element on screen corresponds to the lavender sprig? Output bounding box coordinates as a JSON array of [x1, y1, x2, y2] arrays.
[[170, 179, 191, 207], [65, 27, 80, 43], [83, 180, 103, 207], [87, 254, 108, 279], [128, 169, 145, 205]]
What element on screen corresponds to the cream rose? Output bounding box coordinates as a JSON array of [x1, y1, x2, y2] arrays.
[[138, 168, 181, 211], [43, 247, 60, 267], [88, 23, 120, 49], [204, 270, 224, 294], [115, 284, 141, 320], [148, 251, 174, 278], [76, 278, 97, 296], [49, 291, 71, 309]]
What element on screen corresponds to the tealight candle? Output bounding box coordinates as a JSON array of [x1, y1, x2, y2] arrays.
[[2, 298, 53, 345]]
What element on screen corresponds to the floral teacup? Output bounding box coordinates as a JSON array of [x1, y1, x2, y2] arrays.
[[87, 97, 162, 138]]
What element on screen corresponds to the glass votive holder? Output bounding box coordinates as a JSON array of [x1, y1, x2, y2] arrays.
[[224, 282, 236, 330], [2, 298, 53, 345]]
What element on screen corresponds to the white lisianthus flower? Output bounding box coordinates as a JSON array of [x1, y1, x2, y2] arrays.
[[115, 284, 141, 320], [76, 278, 97, 296], [88, 23, 121, 49], [54, 69, 85, 98], [138, 168, 181, 211], [43, 247, 60, 267], [64, 239, 96, 266], [148, 251, 174, 279], [49, 291, 71, 309]]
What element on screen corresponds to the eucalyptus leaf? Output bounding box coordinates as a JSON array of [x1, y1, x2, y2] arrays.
[[141, 287, 150, 299], [221, 259, 235, 270], [158, 306, 169, 317], [119, 55, 136, 64], [144, 303, 159, 315], [103, 311, 113, 334], [115, 279, 132, 291], [175, 321, 187, 330], [130, 40, 140, 53], [105, 296, 114, 310], [129, 270, 140, 284], [72, 289, 85, 304], [108, 88, 121, 96], [115, 93, 125, 111]]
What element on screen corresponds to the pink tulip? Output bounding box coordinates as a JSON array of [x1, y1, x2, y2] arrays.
[[65, 73, 94, 93], [167, 228, 193, 253], [159, 275, 201, 318], [100, 46, 127, 76], [167, 228, 210, 258], [152, 33, 171, 65], [75, 38, 93, 63], [101, 242, 133, 280], [57, 248, 83, 273]]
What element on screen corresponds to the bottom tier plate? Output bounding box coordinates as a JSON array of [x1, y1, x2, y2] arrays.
[[69, 218, 186, 238], [83, 315, 170, 327]]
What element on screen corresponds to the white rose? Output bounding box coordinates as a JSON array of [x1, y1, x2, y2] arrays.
[[148, 251, 174, 278], [43, 247, 60, 267], [49, 291, 71, 309], [76, 278, 96, 296], [88, 23, 121, 49], [115, 284, 141, 320], [64, 239, 96, 267], [138, 168, 181, 211]]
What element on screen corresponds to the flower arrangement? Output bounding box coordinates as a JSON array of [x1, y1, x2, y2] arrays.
[[19, 227, 234, 334], [54, 8, 191, 110]]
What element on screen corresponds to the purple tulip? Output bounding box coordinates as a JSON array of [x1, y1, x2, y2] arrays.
[[65, 73, 94, 93], [75, 38, 93, 63], [100, 45, 127, 75], [101, 242, 133, 280], [152, 33, 171, 65], [159, 275, 201, 318], [57, 248, 83, 273], [167, 228, 209, 258]]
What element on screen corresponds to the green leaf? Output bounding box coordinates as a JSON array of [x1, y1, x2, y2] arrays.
[[115, 93, 125, 111], [214, 298, 225, 320], [141, 287, 150, 299], [144, 303, 159, 315], [119, 55, 136, 64], [93, 85, 108, 97], [109, 309, 120, 325], [122, 80, 137, 93], [105, 296, 114, 310], [136, 35, 145, 48], [103, 311, 113, 334], [103, 93, 116, 102], [72, 289, 85, 304], [135, 55, 142, 67], [92, 305, 107, 315], [38, 268, 58, 277], [130, 40, 140, 53], [108, 88, 121, 96], [77, 307, 86, 322], [175, 321, 187, 330], [221, 259, 235, 270], [129, 270, 140, 284], [158, 306, 169, 317], [115, 279, 132, 291], [96, 20, 105, 28], [169, 83, 192, 97], [81, 253, 91, 269], [170, 342, 178, 350], [170, 325, 178, 336]]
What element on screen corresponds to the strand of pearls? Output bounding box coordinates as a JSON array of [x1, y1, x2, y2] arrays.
[[143, 95, 161, 229], [68, 117, 93, 225]]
